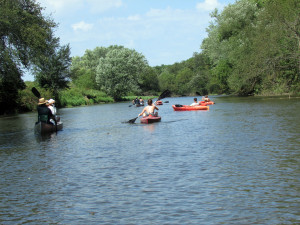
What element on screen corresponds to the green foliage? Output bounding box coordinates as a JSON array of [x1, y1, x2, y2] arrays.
[[59, 87, 113, 107], [175, 68, 194, 95], [96, 47, 148, 100], [158, 70, 176, 93], [73, 68, 97, 89], [210, 60, 231, 93], [59, 88, 86, 107], [0, 0, 56, 114], [34, 43, 72, 102], [201, 0, 299, 96], [138, 67, 160, 93]]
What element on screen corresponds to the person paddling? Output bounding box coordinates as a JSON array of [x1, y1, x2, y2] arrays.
[[138, 99, 159, 117], [190, 98, 199, 106], [47, 98, 60, 123], [37, 98, 55, 124], [202, 95, 210, 102]]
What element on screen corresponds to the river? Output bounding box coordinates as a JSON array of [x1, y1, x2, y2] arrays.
[[0, 96, 299, 224]]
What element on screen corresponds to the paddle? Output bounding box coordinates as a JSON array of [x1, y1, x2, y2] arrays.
[[127, 90, 171, 123], [31, 87, 41, 98], [53, 116, 58, 132], [128, 116, 138, 123], [157, 90, 171, 101]]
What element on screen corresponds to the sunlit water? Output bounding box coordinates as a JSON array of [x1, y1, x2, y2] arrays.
[[0, 96, 299, 224]]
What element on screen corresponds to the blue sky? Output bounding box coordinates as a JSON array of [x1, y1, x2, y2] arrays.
[[25, 0, 236, 81]]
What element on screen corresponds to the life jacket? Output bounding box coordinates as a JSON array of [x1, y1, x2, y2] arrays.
[[37, 105, 51, 123]]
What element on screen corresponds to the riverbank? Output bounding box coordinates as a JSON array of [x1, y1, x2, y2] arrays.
[[3, 80, 298, 116]]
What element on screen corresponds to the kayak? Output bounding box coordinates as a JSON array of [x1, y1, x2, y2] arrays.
[[140, 115, 161, 124], [200, 101, 214, 105], [172, 105, 209, 111], [156, 101, 163, 105], [34, 121, 63, 134]]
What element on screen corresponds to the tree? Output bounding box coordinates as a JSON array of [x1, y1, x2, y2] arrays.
[[158, 70, 176, 93], [201, 0, 299, 95], [96, 47, 148, 100], [0, 0, 56, 113], [175, 68, 194, 95], [138, 66, 160, 93], [34, 43, 72, 102], [201, 0, 261, 95], [70, 45, 124, 85]]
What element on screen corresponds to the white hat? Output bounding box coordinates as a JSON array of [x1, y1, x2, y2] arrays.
[[48, 99, 55, 104]]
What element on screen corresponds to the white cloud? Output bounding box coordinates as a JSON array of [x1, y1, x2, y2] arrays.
[[37, 0, 122, 14], [88, 0, 123, 13], [84, 6, 211, 65], [38, 1, 234, 66], [127, 15, 141, 21], [196, 0, 222, 11], [37, 0, 83, 13], [72, 21, 94, 32]]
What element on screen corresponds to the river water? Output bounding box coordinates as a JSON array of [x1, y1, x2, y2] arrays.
[[0, 96, 299, 225]]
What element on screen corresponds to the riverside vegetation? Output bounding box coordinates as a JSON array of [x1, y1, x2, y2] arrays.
[[1, 0, 299, 114]]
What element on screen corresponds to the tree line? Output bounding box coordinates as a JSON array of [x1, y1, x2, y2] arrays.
[[1, 0, 299, 114]]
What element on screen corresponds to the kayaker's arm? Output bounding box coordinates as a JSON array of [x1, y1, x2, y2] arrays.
[[138, 107, 147, 117]]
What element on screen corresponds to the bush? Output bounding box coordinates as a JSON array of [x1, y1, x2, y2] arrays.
[[59, 87, 113, 107]]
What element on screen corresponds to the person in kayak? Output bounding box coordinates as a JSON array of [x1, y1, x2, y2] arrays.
[[139, 97, 144, 105], [138, 99, 159, 117], [134, 97, 140, 105], [190, 98, 199, 106], [37, 98, 55, 124], [47, 98, 60, 123], [202, 95, 210, 102]]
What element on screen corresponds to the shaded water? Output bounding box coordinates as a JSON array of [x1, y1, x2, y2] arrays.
[[0, 96, 299, 224]]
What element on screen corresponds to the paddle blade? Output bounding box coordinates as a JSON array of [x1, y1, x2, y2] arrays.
[[128, 117, 138, 123], [31, 87, 41, 98], [157, 90, 171, 101]]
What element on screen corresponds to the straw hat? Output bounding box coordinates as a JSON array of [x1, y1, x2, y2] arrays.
[[38, 98, 48, 105]]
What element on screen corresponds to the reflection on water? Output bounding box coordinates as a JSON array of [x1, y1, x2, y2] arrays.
[[0, 96, 300, 224]]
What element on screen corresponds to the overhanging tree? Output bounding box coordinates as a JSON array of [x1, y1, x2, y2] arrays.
[[0, 0, 56, 113]]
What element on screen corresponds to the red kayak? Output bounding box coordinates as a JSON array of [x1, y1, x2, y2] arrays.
[[200, 101, 214, 105], [172, 105, 209, 111], [156, 101, 163, 105], [140, 114, 161, 123]]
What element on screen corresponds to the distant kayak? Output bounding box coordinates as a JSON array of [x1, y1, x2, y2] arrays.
[[34, 121, 63, 134], [140, 115, 161, 124], [200, 101, 215, 105], [172, 105, 209, 111], [156, 101, 163, 105]]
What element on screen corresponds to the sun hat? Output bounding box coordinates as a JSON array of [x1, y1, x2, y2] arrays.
[[38, 98, 48, 105], [48, 99, 55, 104]]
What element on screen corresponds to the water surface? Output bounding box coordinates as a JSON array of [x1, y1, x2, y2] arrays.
[[0, 96, 299, 224]]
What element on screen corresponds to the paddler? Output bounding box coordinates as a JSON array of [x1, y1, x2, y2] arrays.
[[202, 95, 210, 102], [138, 99, 159, 117], [190, 97, 199, 106], [37, 98, 55, 124]]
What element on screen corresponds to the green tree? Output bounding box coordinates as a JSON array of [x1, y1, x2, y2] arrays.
[[138, 66, 160, 93], [71, 45, 124, 85], [251, 0, 300, 94], [96, 47, 148, 100], [73, 68, 97, 90], [34, 40, 71, 102], [210, 59, 231, 93], [0, 0, 56, 113], [201, 0, 260, 95], [158, 70, 176, 92], [175, 68, 194, 95]]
